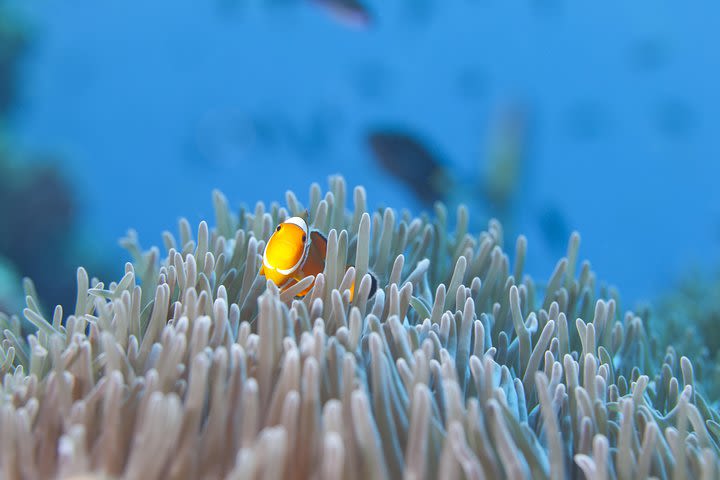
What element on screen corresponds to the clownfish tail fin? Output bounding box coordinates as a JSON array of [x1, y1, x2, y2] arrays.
[[368, 271, 379, 299], [348, 269, 379, 303]]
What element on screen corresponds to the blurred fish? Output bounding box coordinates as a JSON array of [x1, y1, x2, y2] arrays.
[[285, 106, 344, 158], [482, 105, 528, 213], [565, 101, 611, 142], [252, 114, 284, 149], [191, 106, 346, 169], [368, 109, 529, 218], [537, 204, 571, 255], [366, 129, 452, 205], [309, 0, 373, 29], [654, 99, 697, 140], [0, 158, 78, 311], [628, 37, 669, 73]]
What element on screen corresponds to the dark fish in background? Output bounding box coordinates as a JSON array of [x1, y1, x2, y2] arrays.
[[0, 5, 114, 319], [0, 155, 116, 319], [0, 158, 74, 311], [309, 0, 373, 29], [565, 101, 612, 142], [368, 106, 528, 216], [628, 37, 669, 73], [191, 106, 345, 169], [654, 99, 697, 140], [537, 204, 571, 255], [285, 106, 345, 158], [366, 129, 451, 205]]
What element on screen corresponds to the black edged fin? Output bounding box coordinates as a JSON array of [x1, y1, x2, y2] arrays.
[[368, 271, 379, 299]]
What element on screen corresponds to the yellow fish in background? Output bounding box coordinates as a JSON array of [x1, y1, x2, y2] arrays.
[[483, 105, 527, 214], [260, 215, 377, 300]]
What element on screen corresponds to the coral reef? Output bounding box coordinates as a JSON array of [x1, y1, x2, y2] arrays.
[[1, 176, 719, 479]]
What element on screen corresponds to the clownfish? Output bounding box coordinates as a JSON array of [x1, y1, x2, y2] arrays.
[[259, 216, 377, 300]]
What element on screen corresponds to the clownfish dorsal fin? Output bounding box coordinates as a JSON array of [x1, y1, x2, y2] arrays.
[[299, 209, 310, 226]]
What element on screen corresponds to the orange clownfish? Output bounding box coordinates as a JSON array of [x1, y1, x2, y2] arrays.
[[259, 216, 377, 300]]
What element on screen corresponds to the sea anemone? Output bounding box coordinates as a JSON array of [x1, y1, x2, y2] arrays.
[[1, 175, 718, 479], [641, 269, 720, 407]]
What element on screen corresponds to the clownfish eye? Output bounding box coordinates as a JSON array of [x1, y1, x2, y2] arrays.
[[276, 225, 282, 232], [302, 234, 307, 242]]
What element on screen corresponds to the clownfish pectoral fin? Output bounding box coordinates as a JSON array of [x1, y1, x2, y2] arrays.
[[279, 273, 314, 298], [291, 269, 306, 283], [281, 277, 298, 290], [295, 279, 315, 298], [259, 264, 266, 276]]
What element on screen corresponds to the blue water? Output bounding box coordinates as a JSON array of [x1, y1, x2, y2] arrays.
[[7, 0, 720, 306]]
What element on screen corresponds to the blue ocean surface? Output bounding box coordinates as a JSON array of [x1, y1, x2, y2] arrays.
[[6, 0, 720, 307]]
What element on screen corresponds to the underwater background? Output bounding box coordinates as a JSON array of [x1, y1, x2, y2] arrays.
[[1, 0, 719, 315], [5, 2, 720, 478]]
